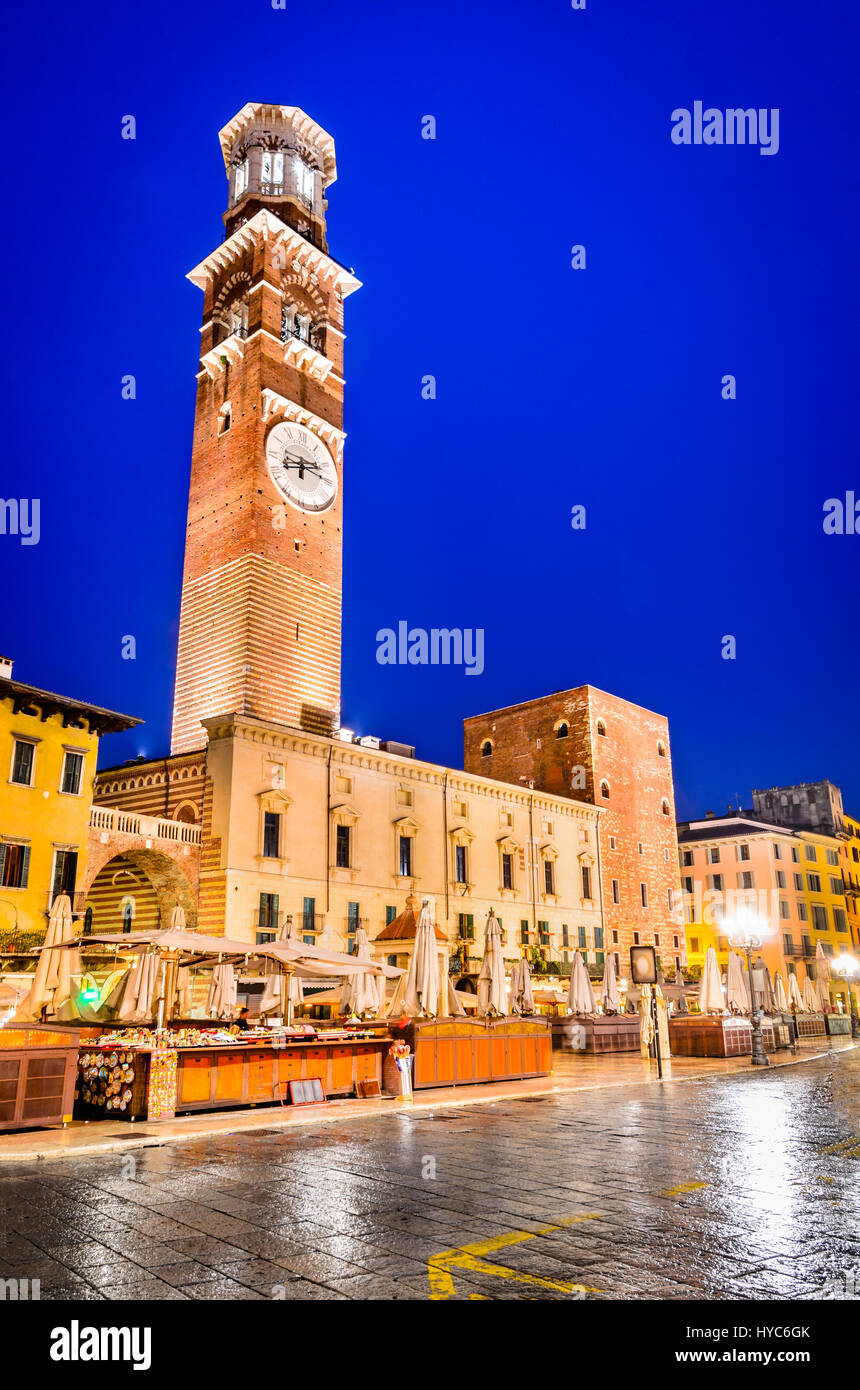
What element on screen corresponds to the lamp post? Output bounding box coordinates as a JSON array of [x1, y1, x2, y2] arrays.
[[727, 908, 774, 1067], [832, 955, 860, 1039]]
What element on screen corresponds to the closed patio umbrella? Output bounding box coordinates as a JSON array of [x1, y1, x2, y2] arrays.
[[208, 961, 237, 1019], [401, 899, 440, 1018], [509, 961, 521, 1014], [477, 910, 506, 1017], [519, 957, 535, 1015], [697, 946, 724, 1013], [673, 965, 689, 1015], [751, 957, 775, 1013], [568, 950, 596, 1015], [773, 972, 789, 1012], [447, 976, 467, 1016], [18, 894, 80, 1021], [340, 924, 379, 1017], [788, 972, 805, 1011], [802, 976, 822, 1013], [726, 951, 751, 1013], [815, 942, 832, 1009], [601, 952, 622, 1015], [118, 949, 160, 1022]]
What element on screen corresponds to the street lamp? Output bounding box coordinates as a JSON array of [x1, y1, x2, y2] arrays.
[[832, 955, 860, 1039], [726, 907, 774, 1067]]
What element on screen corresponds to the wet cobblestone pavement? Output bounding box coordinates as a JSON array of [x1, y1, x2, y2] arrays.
[[1, 1050, 858, 1301]]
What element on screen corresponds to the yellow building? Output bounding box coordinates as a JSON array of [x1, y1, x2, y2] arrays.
[[839, 810, 860, 954], [0, 657, 140, 945], [796, 828, 855, 1011]]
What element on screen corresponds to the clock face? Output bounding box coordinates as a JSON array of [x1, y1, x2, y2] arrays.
[[265, 421, 338, 514]]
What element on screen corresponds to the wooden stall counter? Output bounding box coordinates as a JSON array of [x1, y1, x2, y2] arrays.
[[0, 1023, 82, 1132], [75, 1027, 390, 1122], [388, 1016, 552, 1089]]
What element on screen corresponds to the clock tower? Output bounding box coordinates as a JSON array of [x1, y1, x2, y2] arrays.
[[170, 103, 360, 754]]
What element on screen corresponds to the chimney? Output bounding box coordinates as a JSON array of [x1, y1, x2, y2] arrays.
[[0, 656, 13, 681], [705, 810, 715, 819]]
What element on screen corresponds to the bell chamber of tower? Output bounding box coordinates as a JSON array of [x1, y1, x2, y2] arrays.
[[170, 103, 361, 757]]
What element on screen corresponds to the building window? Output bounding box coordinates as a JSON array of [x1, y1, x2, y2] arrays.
[[811, 904, 828, 932], [83, 905, 94, 935], [657, 741, 666, 757], [10, 739, 35, 786], [581, 865, 592, 900], [775, 870, 786, 889], [807, 873, 822, 893], [834, 907, 848, 933], [295, 157, 314, 201], [599, 781, 610, 799], [575, 925, 585, 949], [638, 843, 644, 855], [347, 901, 359, 944], [538, 920, 550, 946], [385, 905, 397, 925], [562, 924, 570, 948], [263, 811, 281, 859], [829, 877, 844, 896], [481, 740, 493, 758], [640, 883, 648, 908], [805, 845, 817, 861], [455, 844, 468, 884], [794, 873, 804, 892], [302, 896, 316, 935], [798, 901, 809, 922], [218, 406, 231, 435], [633, 931, 640, 946], [773, 843, 783, 860], [545, 859, 555, 895], [257, 891, 279, 941], [458, 913, 474, 941], [661, 799, 670, 816], [609, 835, 617, 850], [0, 842, 29, 889], [556, 722, 569, 739], [233, 158, 249, 201], [594, 927, 604, 950], [611, 878, 620, 905], [737, 843, 751, 862], [261, 148, 285, 193], [520, 920, 530, 944], [667, 889, 674, 911], [707, 847, 721, 865], [51, 848, 78, 903], [335, 823, 351, 868], [61, 751, 84, 796], [681, 850, 693, 867], [779, 899, 790, 920], [738, 871, 754, 890], [596, 720, 606, 737], [122, 901, 134, 934], [501, 853, 513, 890], [707, 873, 723, 892], [826, 849, 839, 867], [791, 847, 800, 862], [399, 836, 412, 877], [783, 932, 793, 956]]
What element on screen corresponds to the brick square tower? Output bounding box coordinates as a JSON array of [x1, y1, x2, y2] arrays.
[[464, 686, 686, 973], [170, 103, 361, 754]]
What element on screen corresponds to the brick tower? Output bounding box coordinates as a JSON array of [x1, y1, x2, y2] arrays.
[[170, 103, 361, 754], [463, 686, 686, 973]]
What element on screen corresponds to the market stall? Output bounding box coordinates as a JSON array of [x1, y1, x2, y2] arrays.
[[74, 1021, 390, 1121], [388, 1015, 551, 1089], [0, 1023, 82, 1131]]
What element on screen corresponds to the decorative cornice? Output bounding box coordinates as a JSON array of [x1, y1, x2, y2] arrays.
[[218, 104, 338, 186], [187, 209, 360, 299], [260, 388, 345, 460]]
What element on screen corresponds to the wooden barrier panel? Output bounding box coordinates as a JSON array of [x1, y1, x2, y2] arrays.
[[392, 1017, 552, 1089]]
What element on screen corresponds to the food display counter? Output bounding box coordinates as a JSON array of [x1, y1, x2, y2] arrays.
[[74, 1024, 390, 1122], [0, 1023, 82, 1131], [388, 1016, 552, 1089]]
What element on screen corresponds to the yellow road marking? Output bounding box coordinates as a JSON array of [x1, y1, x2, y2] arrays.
[[819, 1137, 859, 1155], [661, 1182, 708, 1197], [428, 1213, 603, 1301]]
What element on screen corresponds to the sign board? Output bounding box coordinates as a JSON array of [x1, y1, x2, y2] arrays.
[[289, 1077, 326, 1106], [630, 945, 657, 985]]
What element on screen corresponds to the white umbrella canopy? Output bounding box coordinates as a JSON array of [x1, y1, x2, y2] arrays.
[[697, 946, 724, 1013], [519, 957, 535, 1015], [751, 957, 775, 1013], [601, 952, 622, 1015], [568, 951, 596, 1016], [208, 962, 238, 1019], [802, 976, 822, 1013], [17, 894, 80, 1021], [788, 972, 806, 1011], [401, 900, 441, 1018], [773, 972, 790, 1012], [117, 950, 160, 1022], [477, 910, 506, 1017], [815, 942, 831, 1007], [447, 976, 467, 1016], [340, 925, 379, 1016], [726, 951, 751, 1013], [509, 961, 521, 1014]]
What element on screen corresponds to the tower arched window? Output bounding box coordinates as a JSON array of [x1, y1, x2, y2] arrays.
[[661, 799, 671, 816], [83, 906, 94, 935], [281, 303, 325, 355], [121, 901, 134, 934], [556, 722, 569, 740], [214, 295, 249, 345], [261, 149, 285, 195], [657, 741, 666, 757], [481, 740, 493, 758], [232, 158, 249, 204], [596, 720, 606, 737], [600, 780, 610, 799]]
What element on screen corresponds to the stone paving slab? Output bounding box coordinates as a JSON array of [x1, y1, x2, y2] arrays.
[[1, 1036, 854, 1163]]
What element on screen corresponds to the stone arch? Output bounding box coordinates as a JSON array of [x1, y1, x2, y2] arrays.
[[84, 847, 196, 934]]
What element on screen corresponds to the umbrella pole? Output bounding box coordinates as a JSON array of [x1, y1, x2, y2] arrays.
[[156, 958, 166, 1030]]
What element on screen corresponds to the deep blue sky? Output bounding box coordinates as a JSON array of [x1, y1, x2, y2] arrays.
[[4, 0, 858, 819]]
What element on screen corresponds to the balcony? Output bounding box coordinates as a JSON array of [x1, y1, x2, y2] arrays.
[[90, 805, 201, 846]]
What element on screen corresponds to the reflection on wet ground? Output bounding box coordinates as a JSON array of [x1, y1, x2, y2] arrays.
[[1, 1049, 858, 1300]]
